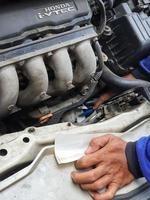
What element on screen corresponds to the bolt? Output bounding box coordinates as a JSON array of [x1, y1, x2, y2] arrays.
[[19, 60, 25, 66], [104, 26, 112, 36], [81, 85, 89, 96], [67, 82, 75, 90], [47, 52, 53, 57], [67, 122, 72, 127], [8, 105, 15, 111], [28, 127, 36, 133], [70, 45, 75, 50], [40, 92, 46, 99], [102, 53, 108, 62]]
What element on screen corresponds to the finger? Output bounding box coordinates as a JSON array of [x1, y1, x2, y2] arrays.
[[89, 183, 119, 200], [75, 151, 104, 170], [89, 191, 99, 200], [71, 165, 107, 184], [81, 175, 112, 191], [85, 135, 112, 154]]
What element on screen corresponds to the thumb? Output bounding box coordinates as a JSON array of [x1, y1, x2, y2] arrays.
[[85, 135, 111, 154]]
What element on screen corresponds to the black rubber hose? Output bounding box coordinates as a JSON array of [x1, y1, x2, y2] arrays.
[[108, 0, 115, 8], [94, 40, 150, 90]]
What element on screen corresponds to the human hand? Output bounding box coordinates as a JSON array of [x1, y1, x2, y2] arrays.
[[71, 135, 134, 200]]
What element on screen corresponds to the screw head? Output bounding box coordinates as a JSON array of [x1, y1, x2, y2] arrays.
[[28, 127, 36, 133], [40, 92, 46, 99], [8, 105, 15, 111]]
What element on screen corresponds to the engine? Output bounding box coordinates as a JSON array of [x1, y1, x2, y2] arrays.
[[0, 0, 150, 134], [0, 0, 98, 116]]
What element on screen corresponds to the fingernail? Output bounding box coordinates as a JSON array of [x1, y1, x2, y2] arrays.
[[85, 146, 93, 154], [89, 192, 94, 198], [71, 172, 76, 179]]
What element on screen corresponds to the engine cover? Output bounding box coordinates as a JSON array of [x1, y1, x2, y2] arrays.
[[0, 0, 92, 42]]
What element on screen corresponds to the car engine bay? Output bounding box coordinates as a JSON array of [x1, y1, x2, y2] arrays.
[[0, 0, 150, 199], [0, 0, 149, 134]]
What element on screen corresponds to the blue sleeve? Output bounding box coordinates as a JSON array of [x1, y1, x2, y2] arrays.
[[136, 136, 150, 182]]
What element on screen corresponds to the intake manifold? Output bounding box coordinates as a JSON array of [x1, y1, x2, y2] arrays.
[[0, 39, 97, 118], [0, 65, 19, 117], [48, 48, 74, 95], [17, 56, 49, 107]]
